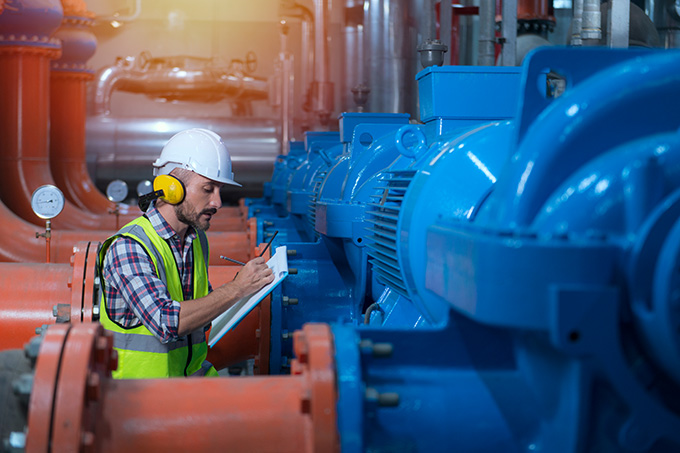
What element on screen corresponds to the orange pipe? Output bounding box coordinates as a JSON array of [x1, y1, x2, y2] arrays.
[[50, 70, 120, 214], [26, 323, 339, 453], [0, 243, 257, 352], [0, 45, 247, 232], [0, 263, 72, 350]]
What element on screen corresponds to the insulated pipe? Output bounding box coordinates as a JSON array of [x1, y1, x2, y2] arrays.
[[92, 54, 269, 117], [23, 323, 339, 453]]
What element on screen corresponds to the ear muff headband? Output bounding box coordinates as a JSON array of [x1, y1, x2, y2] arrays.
[[138, 175, 186, 211]]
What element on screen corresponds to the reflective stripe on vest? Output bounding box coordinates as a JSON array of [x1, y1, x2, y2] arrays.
[[98, 216, 216, 379]]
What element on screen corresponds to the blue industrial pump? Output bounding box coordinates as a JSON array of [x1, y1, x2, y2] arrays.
[[330, 48, 680, 452], [252, 46, 680, 451]]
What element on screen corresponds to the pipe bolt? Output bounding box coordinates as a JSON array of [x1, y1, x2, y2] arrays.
[[365, 387, 400, 407], [81, 431, 95, 453], [12, 374, 33, 407], [282, 296, 299, 306], [359, 339, 393, 358], [86, 372, 101, 402]]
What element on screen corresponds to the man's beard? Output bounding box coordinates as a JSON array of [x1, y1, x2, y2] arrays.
[[175, 200, 217, 232]]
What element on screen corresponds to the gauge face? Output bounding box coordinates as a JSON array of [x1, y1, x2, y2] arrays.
[[31, 185, 65, 220], [106, 180, 129, 203], [137, 180, 153, 197]]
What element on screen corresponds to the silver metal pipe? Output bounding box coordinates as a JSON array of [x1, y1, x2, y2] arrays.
[[421, 0, 436, 40], [440, 0, 453, 65], [86, 116, 280, 197], [572, 0, 584, 45], [343, 0, 365, 111], [312, 0, 334, 120], [582, 0, 602, 44], [92, 54, 269, 116], [478, 0, 496, 65], [501, 0, 518, 65], [364, 0, 417, 114], [607, 0, 630, 47]]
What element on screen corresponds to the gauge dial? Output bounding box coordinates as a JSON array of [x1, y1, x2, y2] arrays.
[[137, 180, 153, 197], [31, 185, 65, 220], [106, 180, 129, 203]]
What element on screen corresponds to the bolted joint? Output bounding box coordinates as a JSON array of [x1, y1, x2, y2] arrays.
[[12, 374, 33, 407], [24, 336, 43, 364], [52, 303, 71, 323], [359, 339, 394, 358], [365, 387, 400, 407], [3, 432, 26, 453], [86, 373, 101, 402], [282, 296, 299, 306]]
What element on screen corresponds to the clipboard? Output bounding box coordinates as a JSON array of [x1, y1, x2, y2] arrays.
[[208, 245, 289, 347]]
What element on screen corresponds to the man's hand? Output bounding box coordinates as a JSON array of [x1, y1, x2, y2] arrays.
[[177, 257, 274, 336], [231, 257, 274, 298]]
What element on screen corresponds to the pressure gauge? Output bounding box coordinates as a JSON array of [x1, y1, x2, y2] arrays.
[[137, 180, 153, 197], [106, 180, 129, 203], [31, 185, 65, 220]]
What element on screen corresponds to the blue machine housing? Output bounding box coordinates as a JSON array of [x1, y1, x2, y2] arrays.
[[326, 48, 680, 452]]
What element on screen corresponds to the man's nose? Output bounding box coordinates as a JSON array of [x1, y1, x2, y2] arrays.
[[209, 188, 222, 209]]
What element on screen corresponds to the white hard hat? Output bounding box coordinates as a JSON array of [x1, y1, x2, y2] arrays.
[[153, 128, 241, 186]]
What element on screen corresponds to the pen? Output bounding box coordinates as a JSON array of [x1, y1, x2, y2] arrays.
[[219, 255, 245, 266], [259, 231, 279, 257]]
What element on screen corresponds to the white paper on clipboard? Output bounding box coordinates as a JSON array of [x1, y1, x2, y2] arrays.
[[208, 246, 288, 347]]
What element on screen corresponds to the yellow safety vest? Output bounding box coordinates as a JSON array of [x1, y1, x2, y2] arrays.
[[98, 216, 218, 378]]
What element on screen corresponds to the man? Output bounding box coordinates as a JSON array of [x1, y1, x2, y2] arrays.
[[99, 128, 273, 378]]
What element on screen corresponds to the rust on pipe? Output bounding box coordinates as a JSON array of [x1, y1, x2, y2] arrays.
[[25, 323, 339, 453]]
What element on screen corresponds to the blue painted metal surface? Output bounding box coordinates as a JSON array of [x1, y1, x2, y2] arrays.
[[253, 47, 680, 451], [416, 48, 680, 451]]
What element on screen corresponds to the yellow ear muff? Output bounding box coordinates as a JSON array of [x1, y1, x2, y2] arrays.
[[138, 174, 186, 211], [154, 174, 186, 205]]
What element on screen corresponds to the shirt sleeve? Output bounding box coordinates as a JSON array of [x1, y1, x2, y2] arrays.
[[102, 237, 182, 344]]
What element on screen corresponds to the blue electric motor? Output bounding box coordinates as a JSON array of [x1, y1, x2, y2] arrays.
[[329, 47, 680, 452]]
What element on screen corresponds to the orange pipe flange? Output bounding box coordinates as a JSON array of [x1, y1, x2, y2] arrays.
[[0, 241, 101, 350], [25, 322, 339, 453]]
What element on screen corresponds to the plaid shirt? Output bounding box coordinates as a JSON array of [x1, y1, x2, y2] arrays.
[[102, 203, 209, 343]]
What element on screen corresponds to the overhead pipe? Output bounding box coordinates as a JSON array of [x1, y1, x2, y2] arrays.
[[92, 53, 269, 117], [311, 0, 334, 123], [0, 2, 252, 234], [85, 115, 281, 205], [48, 6, 248, 230], [49, 0, 125, 215], [13, 323, 337, 452]]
